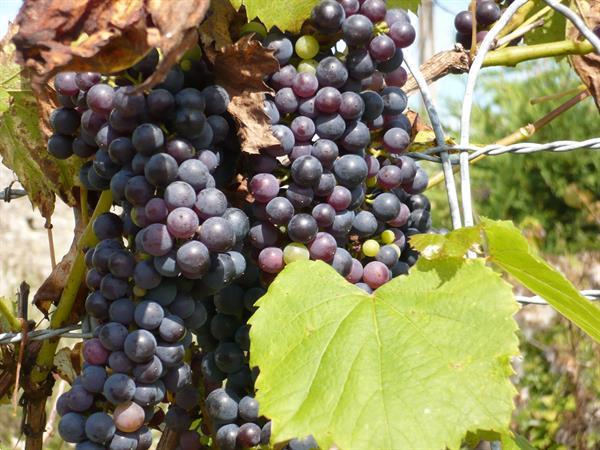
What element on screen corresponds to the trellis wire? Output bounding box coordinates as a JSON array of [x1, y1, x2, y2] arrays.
[[459, 0, 531, 227], [0, 290, 598, 344], [0, 325, 92, 345], [1, 184, 27, 202], [403, 55, 463, 229], [543, 0, 600, 54], [407, 138, 600, 163]]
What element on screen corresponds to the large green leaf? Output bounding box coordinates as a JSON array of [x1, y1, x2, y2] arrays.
[[0, 34, 80, 217], [481, 218, 600, 343], [249, 259, 519, 450], [410, 219, 600, 344], [229, 0, 320, 32], [230, 0, 422, 32]]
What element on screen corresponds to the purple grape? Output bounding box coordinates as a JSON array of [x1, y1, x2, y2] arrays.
[[250, 173, 280, 203], [360, 0, 386, 21], [292, 72, 319, 98], [342, 14, 374, 46], [290, 116, 316, 142], [369, 35, 396, 62], [476, 1, 501, 26], [308, 232, 337, 262], [363, 261, 390, 289], [258, 247, 285, 273], [315, 87, 342, 113], [312, 203, 336, 227], [167, 207, 199, 239], [454, 10, 473, 33], [86, 84, 114, 115], [271, 65, 297, 90], [327, 185, 352, 211], [346, 258, 364, 283], [339, 91, 365, 120], [54, 72, 79, 96], [389, 21, 416, 48], [142, 223, 173, 256], [311, 0, 346, 32]]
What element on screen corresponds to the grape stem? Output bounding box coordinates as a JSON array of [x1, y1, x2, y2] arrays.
[[496, 0, 537, 38], [483, 39, 594, 66], [530, 83, 587, 105], [495, 19, 545, 48], [0, 297, 20, 332]]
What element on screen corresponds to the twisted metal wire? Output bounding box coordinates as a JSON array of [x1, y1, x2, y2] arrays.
[[1, 291, 598, 345], [406, 138, 600, 163], [0, 325, 92, 345]]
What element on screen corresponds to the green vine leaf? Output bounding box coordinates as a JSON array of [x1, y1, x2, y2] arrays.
[[407, 219, 600, 343], [230, 0, 421, 32], [229, 0, 320, 32], [249, 259, 519, 450], [0, 31, 81, 218], [410, 225, 482, 259], [388, 0, 421, 14], [481, 218, 600, 343], [523, 2, 566, 46]]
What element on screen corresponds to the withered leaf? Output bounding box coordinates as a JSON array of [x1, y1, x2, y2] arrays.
[[198, 0, 238, 55], [137, 0, 211, 91], [568, 1, 600, 111], [12, 0, 210, 92], [0, 26, 80, 218], [213, 36, 279, 154], [54, 344, 82, 384]]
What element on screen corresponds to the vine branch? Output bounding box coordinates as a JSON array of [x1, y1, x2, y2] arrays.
[[30, 190, 112, 385]]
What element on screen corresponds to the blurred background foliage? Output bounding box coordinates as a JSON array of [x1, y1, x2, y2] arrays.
[[427, 60, 600, 254]]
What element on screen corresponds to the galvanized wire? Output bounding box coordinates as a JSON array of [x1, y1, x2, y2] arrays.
[[0, 325, 92, 345], [0, 291, 598, 345], [407, 138, 600, 163], [459, 0, 532, 227]]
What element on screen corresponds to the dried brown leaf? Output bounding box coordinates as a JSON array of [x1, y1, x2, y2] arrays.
[[0, 26, 81, 217], [405, 109, 433, 140], [136, 0, 211, 91], [198, 0, 237, 54], [213, 36, 279, 154], [568, 1, 600, 111], [33, 214, 85, 317], [54, 346, 79, 384], [12, 0, 210, 91]]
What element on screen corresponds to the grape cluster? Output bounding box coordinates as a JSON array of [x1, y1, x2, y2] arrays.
[[453, 0, 504, 48], [49, 1, 433, 449], [249, 0, 429, 292]]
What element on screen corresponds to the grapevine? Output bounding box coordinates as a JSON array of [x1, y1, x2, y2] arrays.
[[0, 0, 599, 450]]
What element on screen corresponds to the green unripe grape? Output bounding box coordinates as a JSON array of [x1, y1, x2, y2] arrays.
[[362, 240, 380, 257], [297, 59, 318, 75], [295, 35, 320, 59], [133, 286, 146, 297], [381, 230, 395, 244], [240, 21, 267, 38], [283, 243, 310, 264], [183, 45, 202, 62], [180, 59, 192, 72], [366, 176, 378, 188]]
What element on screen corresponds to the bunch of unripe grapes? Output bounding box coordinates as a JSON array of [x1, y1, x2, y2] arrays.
[[453, 0, 504, 48], [48, 1, 434, 449]]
